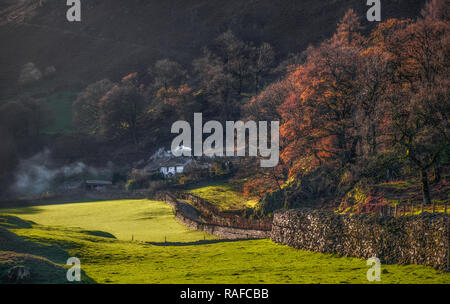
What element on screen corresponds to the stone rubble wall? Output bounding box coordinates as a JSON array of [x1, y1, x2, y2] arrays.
[[271, 209, 449, 271], [162, 193, 271, 239]]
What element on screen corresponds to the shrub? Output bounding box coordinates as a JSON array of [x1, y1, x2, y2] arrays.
[[126, 180, 138, 191], [149, 172, 165, 181], [358, 152, 404, 183], [112, 172, 127, 184], [255, 190, 285, 217], [148, 180, 166, 193]]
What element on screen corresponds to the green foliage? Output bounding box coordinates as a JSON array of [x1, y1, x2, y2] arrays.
[[255, 190, 286, 217], [338, 180, 371, 213]]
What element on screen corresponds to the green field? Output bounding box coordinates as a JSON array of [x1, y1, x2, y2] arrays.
[[1, 200, 449, 284], [2, 200, 214, 243], [187, 181, 257, 211]]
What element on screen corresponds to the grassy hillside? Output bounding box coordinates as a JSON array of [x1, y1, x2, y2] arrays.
[[0, 215, 94, 283], [1, 200, 449, 284], [187, 181, 257, 211], [42, 89, 78, 134]]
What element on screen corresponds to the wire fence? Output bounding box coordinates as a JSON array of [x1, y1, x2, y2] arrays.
[[375, 201, 449, 217]]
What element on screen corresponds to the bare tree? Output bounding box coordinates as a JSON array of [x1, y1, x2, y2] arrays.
[[251, 42, 275, 94], [99, 74, 146, 145], [150, 59, 186, 90], [72, 79, 114, 134]]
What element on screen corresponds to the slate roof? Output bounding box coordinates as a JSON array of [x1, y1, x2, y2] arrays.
[[144, 157, 193, 172], [85, 180, 113, 185]]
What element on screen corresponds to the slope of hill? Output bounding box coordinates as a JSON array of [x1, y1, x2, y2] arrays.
[[0, 0, 427, 98]]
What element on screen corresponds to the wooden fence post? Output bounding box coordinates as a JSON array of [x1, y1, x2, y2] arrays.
[[447, 216, 449, 271], [447, 215, 450, 271], [394, 205, 398, 217], [432, 202, 436, 214], [421, 203, 424, 215]]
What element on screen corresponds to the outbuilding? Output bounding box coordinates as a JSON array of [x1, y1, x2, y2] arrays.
[[85, 180, 113, 191]]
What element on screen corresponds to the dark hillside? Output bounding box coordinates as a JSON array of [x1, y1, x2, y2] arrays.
[[0, 0, 427, 98]]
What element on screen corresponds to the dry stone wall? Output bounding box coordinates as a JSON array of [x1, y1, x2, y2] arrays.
[[271, 209, 449, 270], [162, 193, 271, 239]]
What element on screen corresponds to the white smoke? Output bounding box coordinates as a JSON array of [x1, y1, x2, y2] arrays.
[[12, 149, 111, 196]]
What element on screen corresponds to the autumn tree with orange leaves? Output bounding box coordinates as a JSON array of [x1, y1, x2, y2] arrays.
[[374, 0, 450, 205], [247, 1, 449, 213]]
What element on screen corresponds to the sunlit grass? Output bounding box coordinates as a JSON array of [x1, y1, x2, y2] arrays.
[[188, 181, 257, 211], [2, 200, 215, 243], [1, 200, 449, 284], [3, 223, 448, 284]]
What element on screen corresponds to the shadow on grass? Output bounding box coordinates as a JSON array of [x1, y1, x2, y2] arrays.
[[0, 215, 97, 283], [1, 207, 43, 215], [135, 209, 172, 221], [0, 214, 35, 229], [82, 230, 116, 239], [147, 238, 259, 247]]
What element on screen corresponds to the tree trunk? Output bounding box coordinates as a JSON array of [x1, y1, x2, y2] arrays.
[[420, 168, 432, 205], [370, 124, 377, 156], [433, 165, 441, 183]]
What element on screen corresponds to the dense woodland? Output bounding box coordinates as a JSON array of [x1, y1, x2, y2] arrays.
[[0, 0, 448, 215]]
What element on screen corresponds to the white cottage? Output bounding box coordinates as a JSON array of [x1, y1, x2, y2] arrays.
[[143, 146, 213, 178], [158, 158, 193, 177], [144, 156, 194, 178]]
